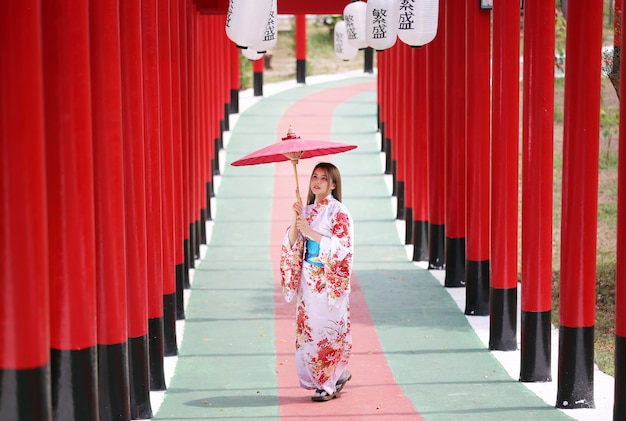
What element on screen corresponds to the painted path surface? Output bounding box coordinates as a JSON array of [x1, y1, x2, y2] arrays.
[[150, 73, 611, 420]]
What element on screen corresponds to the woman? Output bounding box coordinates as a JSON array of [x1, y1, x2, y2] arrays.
[[280, 162, 354, 402]]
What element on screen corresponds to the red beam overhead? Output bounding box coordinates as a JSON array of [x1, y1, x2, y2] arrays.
[[195, 0, 347, 15]]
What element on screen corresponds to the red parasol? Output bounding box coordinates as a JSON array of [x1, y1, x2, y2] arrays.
[[231, 126, 357, 203]]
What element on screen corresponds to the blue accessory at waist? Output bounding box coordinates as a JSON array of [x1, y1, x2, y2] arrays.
[[304, 239, 323, 267]]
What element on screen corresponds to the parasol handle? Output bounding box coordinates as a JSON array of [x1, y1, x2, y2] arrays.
[[291, 159, 302, 205]]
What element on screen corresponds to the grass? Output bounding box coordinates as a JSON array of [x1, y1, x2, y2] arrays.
[[239, 12, 619, 378]]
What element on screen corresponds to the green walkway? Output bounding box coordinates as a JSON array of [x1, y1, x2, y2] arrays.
[[150, 74, 582, 420]]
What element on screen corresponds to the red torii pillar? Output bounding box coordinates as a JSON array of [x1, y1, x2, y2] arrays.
[[398, 42, 418, 244], [296, 14, 307, 84], [616, 1, 626, 416], [0, 2, 51, 419], [411, 45, 429, 262], [520, 0, 555, 382], [253, 55, 265, 97], [120, 0, 153, 416], [396, 43, 408, 223], [444, 0, 466, 288], [159, 0, 179, 358], [171, 0, 188, 321], [179, 0, 193, 290], [490, 0, 520, 351], [556, 0, 603, 409], [41, 0, 99, 417], [464, 1, 491, 316], [90, 0, 131, 418], [426, 0, 446, 270], [230, 42, 241, 113], [141, 0, 167, 391]]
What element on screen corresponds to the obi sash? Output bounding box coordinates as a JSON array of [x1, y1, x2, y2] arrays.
[[304, 239, 323, 267]]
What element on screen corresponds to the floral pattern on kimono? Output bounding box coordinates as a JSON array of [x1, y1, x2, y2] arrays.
[[279, 195, 354, 394]]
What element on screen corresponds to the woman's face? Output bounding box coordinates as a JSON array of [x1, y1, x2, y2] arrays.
[[310, 168, 335, 200]]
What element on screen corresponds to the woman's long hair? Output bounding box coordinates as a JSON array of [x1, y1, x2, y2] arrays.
[[307, 162, 342, 205]]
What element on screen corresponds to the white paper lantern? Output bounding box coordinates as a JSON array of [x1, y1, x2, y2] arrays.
[[225, 0, 273, 49], [343, 1, 368, 50], [241, 48, 264, 61], [334, 21, 359, 61], [398, 0, 439, 47], [366, 0, 400, 51], [249, 0, 278, 53]]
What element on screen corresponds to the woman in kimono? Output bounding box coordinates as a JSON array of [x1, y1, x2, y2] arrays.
[[280, 162, 354, 402]]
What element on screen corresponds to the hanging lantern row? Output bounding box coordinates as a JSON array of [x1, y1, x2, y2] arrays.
[[226, 0, 277, 61], [336, 0, 439, 59], [334, 20, 359, 61]]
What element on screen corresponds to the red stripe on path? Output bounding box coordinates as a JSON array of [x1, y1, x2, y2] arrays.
[[270, 81, 422, 419]]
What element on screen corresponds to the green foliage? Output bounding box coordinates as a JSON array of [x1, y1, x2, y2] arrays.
[[239, 51, 252, 89]]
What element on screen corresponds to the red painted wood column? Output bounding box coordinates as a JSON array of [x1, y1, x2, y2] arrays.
[[411, 45, 429, 262], [253, 55, 265, 97], [615, 5, 626, 417], [556, 0, 603, 409], [41, 0, 98, 418], [141, 0, 167, 391], [295, 14, 307, 83], [389, 45, 399, 196], [198, 15, 212, 244], [395, 43, 407, 223], [179, 0, 193, 289], [404, 46, 415, 245], [120, 0, 153, 416], [89, 0, 131, 418], [444, 0, 466, 287], [230, 42, 241, 113], [187, 1, 200, 265], [159, 0, 179, 358], [171, 0, 188, 320], [426, 0, 446, 270], [489, 0, 520, 351], [0, 2, 51, 419], [464, 1, 491, 316], [520, 0, 555, 383]]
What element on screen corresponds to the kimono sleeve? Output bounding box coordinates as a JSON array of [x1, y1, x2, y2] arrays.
[[318, 207, 353, 308], [279, 231, 304, 303]]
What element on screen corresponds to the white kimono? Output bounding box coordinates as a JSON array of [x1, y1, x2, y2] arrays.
[[280, 195, 354, 394]]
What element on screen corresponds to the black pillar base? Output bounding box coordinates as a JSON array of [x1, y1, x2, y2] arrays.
[[489, 287, 518, 351], [129, 335, 152, 420], [148, 317, 166, 391], [223, 103, 230, 132], [444, 237, 465, 287], [97, 343, 130, 420], [556, 326, 595, 409], [188, 224, 196, 269], [404, 208, 413, 244], [520, 310, 552, 382], [396, 180, 404, 220], [163, 292, 178, 357], [200, 209, 208, 245], [51, 347, 98, 420], [296, 59, 306, 83], [465, 259, 490, 316], [213, 138, 221, 175], [206, 181, 213, 220], [253, 72, 263, 96], [230, 88, 239, 114], [428, 223, 445, 269], [384, 139, 392, 174], [391, 160, 397, 196], [176, 262, 186, 319], [614, 335, 626, 419], [364, 47, 374, 73], [0, 366, 51, 421], [183, 238, 191, 288], [412, 220, 429, 261]]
